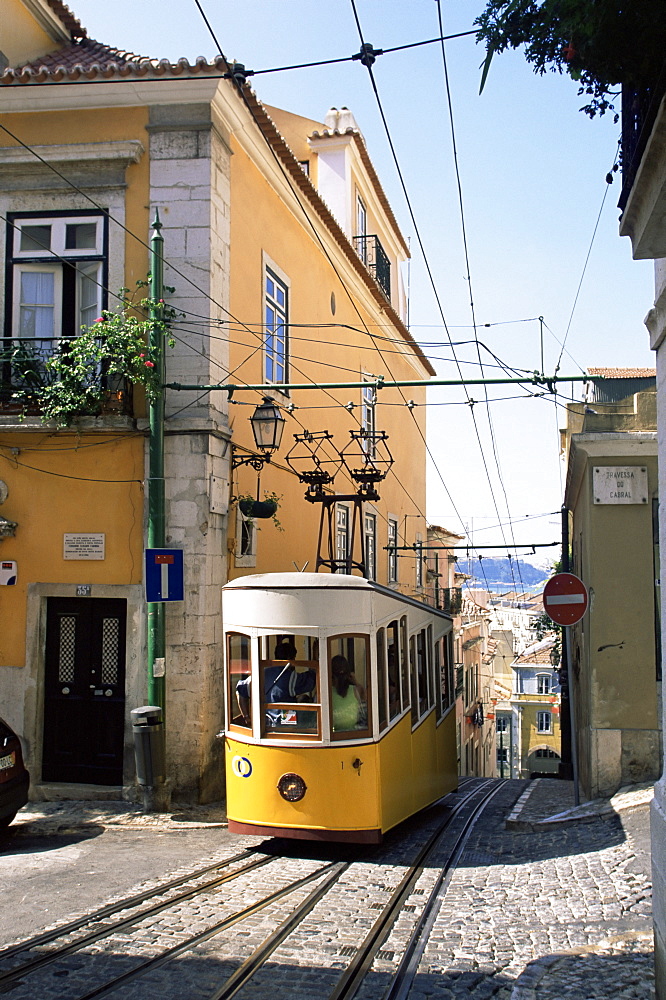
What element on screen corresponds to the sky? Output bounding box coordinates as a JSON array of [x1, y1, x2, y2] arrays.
[[69, 0, 656, 562]]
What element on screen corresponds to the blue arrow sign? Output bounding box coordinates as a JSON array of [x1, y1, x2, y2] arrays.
[[145, 548, 184, 602]]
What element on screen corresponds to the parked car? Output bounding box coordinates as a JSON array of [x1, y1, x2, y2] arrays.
[[0, 715, 29, 828]]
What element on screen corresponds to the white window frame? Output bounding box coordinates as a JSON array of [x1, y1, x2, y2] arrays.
[[364, 511, 376, 580], [356, 194, 368, 263], [361, 379, 376, 457], [13, 215, 104, 259], [14, 264, 63, 340], [415, 532, 423, 589], [9, 213, 105, 342], [263, 259, 289, 388], [537, 711, 552, 734], [387, 517, 398, 584], [336, 503, 349, 574], [235, 509, 257, 568], [537, 673, 551, 695]]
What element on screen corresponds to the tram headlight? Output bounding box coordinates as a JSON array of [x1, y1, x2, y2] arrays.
[[277, 772, 307, 802]]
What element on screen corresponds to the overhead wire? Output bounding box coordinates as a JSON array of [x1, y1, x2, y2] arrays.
[[346, 0, 526, 580], [434, 0, 525, 595], [554, 139, 622, 376], [190, 1, 444, 531]]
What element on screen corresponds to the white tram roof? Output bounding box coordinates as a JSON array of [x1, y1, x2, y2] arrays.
[[222, 572, 452, 624]]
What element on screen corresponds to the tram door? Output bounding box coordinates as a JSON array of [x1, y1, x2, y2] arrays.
[[42, 597, 127, 785]]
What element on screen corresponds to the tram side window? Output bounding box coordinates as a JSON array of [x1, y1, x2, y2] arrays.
[[400, 616, 410, 712], [435, 639, 443, 722], [259, 633, 320, 737], [376, 628, 388, 732], [228, 632, 252, 729], [387, 620, 402, 720], [410, 627, 431, 724], [416, 629, 428, 716], [409, 635, 418, 724], [328, 634, 370, 737], [426, 625, 434, 710], [443, 632, 453, 711]]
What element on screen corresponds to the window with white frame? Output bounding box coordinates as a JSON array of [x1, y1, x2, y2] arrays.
[[537, 673, 551, 695], [364, 512, 376, 580], [235, 509, 257, 568], [496, 715, 510, 733], [415, 533, 423, 588], [264, 266, 288, 387], [7, 212, 106, 356], [361, 379, 376, 456], [387, 517, 398, 583], [537, 711, 552, 733], [336, 504, 349, 573], [356, 194, 368, 263]]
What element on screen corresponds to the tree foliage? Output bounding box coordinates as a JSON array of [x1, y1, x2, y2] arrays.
[[475, 1, 666, 117]]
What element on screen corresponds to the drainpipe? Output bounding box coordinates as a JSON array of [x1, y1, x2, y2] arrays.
[[147, 211, 166, 713]]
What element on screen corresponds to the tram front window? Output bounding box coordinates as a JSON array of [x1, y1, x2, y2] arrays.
[[228, 632, 252, 729], [260, 634, 320, 736], [328, 635, 370, 737]]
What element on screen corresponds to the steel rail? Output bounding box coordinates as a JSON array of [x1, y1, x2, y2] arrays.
[[383, 780, 509, 1000], [327, 779, 503, 1000], [0, 847, 258, 963], [206, 860, 353, 1000], [74, 860, 347, 1000], [0, 851, 276, 985]]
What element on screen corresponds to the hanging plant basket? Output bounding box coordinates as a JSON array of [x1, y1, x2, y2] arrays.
[[239, 498, 278, 519]]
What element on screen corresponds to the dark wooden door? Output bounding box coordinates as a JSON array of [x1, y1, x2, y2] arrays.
[[43, 598, 126, 785]]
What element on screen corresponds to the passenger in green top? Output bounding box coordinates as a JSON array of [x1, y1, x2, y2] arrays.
[[331, 655, 365, 732]]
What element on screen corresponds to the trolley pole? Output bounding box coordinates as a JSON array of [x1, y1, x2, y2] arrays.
[[147, 210, 166, 714]]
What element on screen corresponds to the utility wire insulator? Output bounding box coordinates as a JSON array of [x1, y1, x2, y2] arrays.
[[226, 61, 253, 87], [353, 43, 383, 67]]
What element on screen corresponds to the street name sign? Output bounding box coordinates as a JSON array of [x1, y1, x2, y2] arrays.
[[543, 572, 588, 626]]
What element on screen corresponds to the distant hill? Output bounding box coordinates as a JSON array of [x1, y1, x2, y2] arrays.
[[464, 557, 550, 590]]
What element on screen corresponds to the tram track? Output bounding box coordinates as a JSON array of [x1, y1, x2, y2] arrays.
[[0, 780, 504, 1000]]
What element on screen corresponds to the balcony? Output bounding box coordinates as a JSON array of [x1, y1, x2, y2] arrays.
[[353, 234, 391, 299], [0, 338, 133, 418], [442, 586, 463, 616]]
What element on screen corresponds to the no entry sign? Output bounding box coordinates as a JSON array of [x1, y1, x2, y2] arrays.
[[543, 572, 588, 626]]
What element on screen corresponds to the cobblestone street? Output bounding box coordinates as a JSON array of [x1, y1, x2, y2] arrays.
[[0, 779, 654, 998]]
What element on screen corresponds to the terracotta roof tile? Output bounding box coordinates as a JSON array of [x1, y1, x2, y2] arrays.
[[1, 42, 229, 83], [14, 38, 152, 75], [587, 367, 656, 378], [45, 0, 86, 38]]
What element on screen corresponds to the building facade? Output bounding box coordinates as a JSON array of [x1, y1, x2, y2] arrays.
[[0, 0, 434, 802], [510, 637, 561, 779], [562, 375, 660, 799]]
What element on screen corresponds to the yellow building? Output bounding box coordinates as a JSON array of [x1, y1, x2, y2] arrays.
[[511, 637, 562, 778], [0, 0, 434, 801]]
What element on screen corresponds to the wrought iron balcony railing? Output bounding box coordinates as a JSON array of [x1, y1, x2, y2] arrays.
[[0, 337, 133, 417], [620, 72, 666, 212], [353, 234, 391, 299], [442, 586, 463, 616]]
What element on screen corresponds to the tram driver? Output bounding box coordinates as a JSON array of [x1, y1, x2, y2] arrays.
[[236, 640, 317, 728]]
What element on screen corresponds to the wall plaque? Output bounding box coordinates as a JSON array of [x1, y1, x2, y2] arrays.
[[593, 466, 648, 505], [64, 533, 106, 560]]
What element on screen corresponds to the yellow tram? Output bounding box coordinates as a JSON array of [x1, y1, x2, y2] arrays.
[[223, 573, 458, 843]]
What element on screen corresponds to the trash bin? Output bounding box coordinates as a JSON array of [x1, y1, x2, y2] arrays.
[[131, 705, 165, 786]]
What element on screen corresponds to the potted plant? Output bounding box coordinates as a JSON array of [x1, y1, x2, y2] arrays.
[[236, 492, 283, 529]]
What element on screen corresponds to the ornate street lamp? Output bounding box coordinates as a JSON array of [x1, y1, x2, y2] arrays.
[[232, 397, 286, 470]]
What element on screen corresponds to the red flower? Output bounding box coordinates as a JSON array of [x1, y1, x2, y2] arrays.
[[144, 361, 155, 368], [94, 317, 105, 323]]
